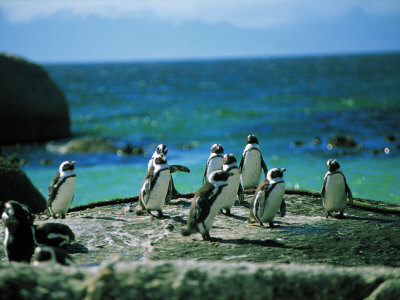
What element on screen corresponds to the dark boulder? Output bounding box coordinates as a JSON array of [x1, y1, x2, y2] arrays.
[[0, 156, 47, 213], [0, 53, 70, 144]]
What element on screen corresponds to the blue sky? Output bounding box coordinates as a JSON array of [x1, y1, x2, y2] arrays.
[[1, 0, 400, 63]]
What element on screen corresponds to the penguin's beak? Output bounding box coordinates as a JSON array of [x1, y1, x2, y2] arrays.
[[281, 168, 286, 173]]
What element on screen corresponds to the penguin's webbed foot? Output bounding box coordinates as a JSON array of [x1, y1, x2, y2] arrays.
[[157, 210, 169, 219], [337, 212, 345, 219], [225, 209, 231, 216], [259, 222, 264, 227], [326, 212, 332, 218], [268, 222, 275, 228], [61, 214, 66, 219]]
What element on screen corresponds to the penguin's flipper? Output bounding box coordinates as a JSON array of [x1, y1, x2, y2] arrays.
[[47, 172, 60, 205], [169, 165, 191, 173], [280, 199, 286, 217], [260, 155, 268, 177], [237, 183, 245, 204], [202, 161, 209, 184], [238, 154, 244, 173], [165, 180, 173, 204], [321, 176, 327, 198], [343, 175, 353, 206]]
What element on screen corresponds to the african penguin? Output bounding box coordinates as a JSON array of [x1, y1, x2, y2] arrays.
[[2, 201, 35, 263], [248, 168, 286, 228], [33, 222, 75, 249], [202, 143, 224, 184], [220, 153, 245, 215], [321, 159, 353, 218], [32, 246, 74, 266], [47, 161, 76, 219], [147, 144, 190, 202], [182, 170, 232, 241], [239, 135, 268, 189], [136, 155, 171, 218]]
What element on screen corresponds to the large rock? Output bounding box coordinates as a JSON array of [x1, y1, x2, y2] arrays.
[[0, 156, 47, 213], [0, 53, 70, 144]]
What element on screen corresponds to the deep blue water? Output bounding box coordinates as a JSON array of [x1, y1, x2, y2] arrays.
[[17, 53, 400, 205]]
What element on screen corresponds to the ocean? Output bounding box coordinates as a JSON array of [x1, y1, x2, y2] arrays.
[[15, 53, 400, 206]]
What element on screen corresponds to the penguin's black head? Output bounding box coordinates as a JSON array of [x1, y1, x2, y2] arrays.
[[211, 143, 224, 154], [60, 161, 76, 172], [154, 155, 167, 165], [268, 168, 286, 179], [327, 159, 340, 172], [223, 153, 237, 165], [156, 144, 168, 155], [247, 135, 259, 145], [210, 170, 231, 183], [1, 200, 35, 227]]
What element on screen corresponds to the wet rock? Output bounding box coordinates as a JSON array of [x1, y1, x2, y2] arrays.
[[0, 156, 46, 213], [312, 137, 322, 146], [327, 135, 360, 149], [47, 137, 117, 154], [0, 53, 70, 144], [1, 191, 400, 298]]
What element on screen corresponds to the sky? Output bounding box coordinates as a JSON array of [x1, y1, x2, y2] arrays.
[[0, 0, 400, 63]]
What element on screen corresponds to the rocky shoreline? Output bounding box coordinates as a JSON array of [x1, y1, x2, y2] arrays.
[[1, 190, 400, 299]]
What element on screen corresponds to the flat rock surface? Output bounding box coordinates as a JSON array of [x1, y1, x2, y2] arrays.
[[2, 191, 398, 268]]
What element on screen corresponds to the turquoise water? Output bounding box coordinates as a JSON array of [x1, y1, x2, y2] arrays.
[[17, 53, 400, 205]]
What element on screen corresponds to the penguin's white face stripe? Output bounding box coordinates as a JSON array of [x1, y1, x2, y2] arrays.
[[47, 233, 71, 246]]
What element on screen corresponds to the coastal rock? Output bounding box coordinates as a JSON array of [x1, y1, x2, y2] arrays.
[[0, 156, 46, 213], [1, 191, 400, 298], [327, 135, 360, 149], [0, 53, 70, 144], [47, 137, 144, 155]]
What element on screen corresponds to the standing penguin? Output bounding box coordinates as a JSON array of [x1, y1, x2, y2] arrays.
[[47, 161, 76, 219], [136, 155, 171, 218], [239, 135, 268, 189], [321, 159, 353, 218], [202, 144, 224, 183], [148, 144, 190, 201], [220, 153, 245, 215], [248, 168, 286, 228], [182, 170, 232, 241], [2, 201, 35, 263]]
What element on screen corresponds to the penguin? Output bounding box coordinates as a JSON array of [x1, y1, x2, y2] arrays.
[[47, 161, 76, 219], [220, 153, 245, 215], [202, 143, 224, 184], [2, 201, 35, 263], [248, 168, 286, 228], [321, 159, 353, 218], [148, 144, 190, 202], [182, 170, 232, 241], [33, 222, 75, 249], [239, 135, 268, 189], [136, 155, 171, 218], [32, 246, 74, 266]]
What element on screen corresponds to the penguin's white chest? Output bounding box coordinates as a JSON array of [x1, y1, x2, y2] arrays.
[[241, 150, 262, 188], [144, 170, 171, 210], [323, 174, 347, 212], [51, 177, 76, 215], [254, 183, 285, 222], [206, 156, 223, 178], [222, 169, 240, 209]]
